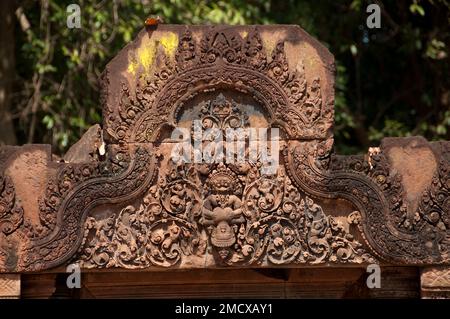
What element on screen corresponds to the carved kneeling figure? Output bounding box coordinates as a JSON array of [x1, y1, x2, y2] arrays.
[[200, 164, 245, 259]]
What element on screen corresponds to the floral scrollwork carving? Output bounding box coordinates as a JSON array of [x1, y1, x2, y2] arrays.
[[2, 25, 449, 274], [79, 94, 374, 269], [78, 158, 375, 268], [104, 26, 332, 144], [2, 146, 157, 272], [0, 174, 23, 236], [285, 138, 450, 264]]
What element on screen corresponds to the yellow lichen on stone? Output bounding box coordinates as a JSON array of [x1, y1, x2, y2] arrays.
[[127, 32, 178, 76], [137, 44, 156, 71], [159, 32, 179, 59], [127, 56, 137, 75], [260, 30, 289, 61], [127, 37, 157, 75], [298, 42, 320, 69], [262, 39, 276, 60]]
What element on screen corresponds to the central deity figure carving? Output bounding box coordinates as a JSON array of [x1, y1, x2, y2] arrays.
[[201, 164, 244, 258]]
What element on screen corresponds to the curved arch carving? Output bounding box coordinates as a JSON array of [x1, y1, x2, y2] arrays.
[[0, 146, 156, 272], [132, 65, 289, 142], [284, 139, 450, 264], [104, 26, 333, 145]]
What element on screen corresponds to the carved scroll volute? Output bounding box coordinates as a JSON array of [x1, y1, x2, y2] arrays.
[[0, 144, 157, 272], [284, 138, 450, 265]]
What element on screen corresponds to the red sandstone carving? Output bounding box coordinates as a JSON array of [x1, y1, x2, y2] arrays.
[[0, 25, 448, 272]]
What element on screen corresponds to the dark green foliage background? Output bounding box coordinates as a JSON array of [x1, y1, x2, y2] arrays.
[[10, 0, 450, 154]]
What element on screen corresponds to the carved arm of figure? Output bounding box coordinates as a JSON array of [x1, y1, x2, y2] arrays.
[[200, 195, 216, 226], [229, 195, 245, 224]]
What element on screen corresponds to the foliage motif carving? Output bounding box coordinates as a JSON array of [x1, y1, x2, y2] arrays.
[[0, 175, 23, 236], [285, 140, 450, 264], [104, 27, 333, 144], [79, 95, 374, 268], [0, 146, 155, 272]]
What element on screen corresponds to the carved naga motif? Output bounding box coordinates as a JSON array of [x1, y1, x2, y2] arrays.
[[0, 145, 155, 272]]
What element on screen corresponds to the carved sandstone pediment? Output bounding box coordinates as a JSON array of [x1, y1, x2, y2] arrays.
[[0, 25, 448, 272]]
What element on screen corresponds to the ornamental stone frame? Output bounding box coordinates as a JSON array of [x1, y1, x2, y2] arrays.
[[0, 25, 449, 297]]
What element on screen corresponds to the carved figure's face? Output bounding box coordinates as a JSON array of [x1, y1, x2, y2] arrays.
[[211, 175, 234, 193], [212, 101, 232, 119]]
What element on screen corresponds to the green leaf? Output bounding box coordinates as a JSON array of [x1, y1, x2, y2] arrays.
[[410, 3, 425, 16]]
